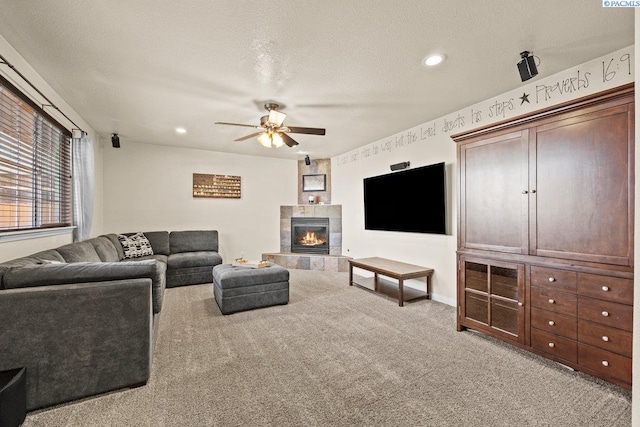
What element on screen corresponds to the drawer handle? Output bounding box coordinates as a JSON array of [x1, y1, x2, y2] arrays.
[[602, 336, 610, 342], [602, 361, 609, 367], [602, 311, 609, 317], [548, 277, 556, 282], [548, 299, 555, 304], [548, 343, 555, 348], [602, 286, 610, 292], [548, 320, 555, 326]]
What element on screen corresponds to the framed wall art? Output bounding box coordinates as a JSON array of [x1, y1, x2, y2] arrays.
[[193, 173, 241, 198], [302, 174, 326, 192]]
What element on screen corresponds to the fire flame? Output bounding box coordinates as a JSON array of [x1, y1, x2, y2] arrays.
[[299, 231, 326, 246]]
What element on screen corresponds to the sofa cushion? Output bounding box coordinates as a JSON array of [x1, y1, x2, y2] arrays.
[[170, 230, 218, 254], [87, 236, 120, 262], [140, 231, 170, 256], [2, 260, 165, 313], [56, 241, 101, 263], [118, 233, 154, 259], [168, 251, 223, 269], [30, 249, 66, 264], [103, 234, 125, 260]]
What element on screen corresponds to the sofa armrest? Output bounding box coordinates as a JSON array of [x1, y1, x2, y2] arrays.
[[0, 278, 152, 411], [2, 260, 166, 313]]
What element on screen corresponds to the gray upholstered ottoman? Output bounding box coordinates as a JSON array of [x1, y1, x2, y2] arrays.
[[212, 263, 289, 314]]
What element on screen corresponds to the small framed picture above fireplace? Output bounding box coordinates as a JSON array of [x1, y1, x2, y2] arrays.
[[302, 174, 326, 192]]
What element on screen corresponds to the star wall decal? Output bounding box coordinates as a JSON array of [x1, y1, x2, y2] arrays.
[[519, 92, 530, 105]]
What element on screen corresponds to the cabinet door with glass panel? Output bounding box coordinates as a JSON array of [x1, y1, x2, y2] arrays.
[[457, 257, 526, 344]]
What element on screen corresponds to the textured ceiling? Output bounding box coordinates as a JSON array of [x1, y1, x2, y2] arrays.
[[0, 1, 634, 160]]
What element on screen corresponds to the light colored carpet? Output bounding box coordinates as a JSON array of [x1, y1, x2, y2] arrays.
[[24, 269, 631, 426]]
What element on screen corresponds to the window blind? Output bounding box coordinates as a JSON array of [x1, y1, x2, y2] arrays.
[[0, 78, 72, 231]]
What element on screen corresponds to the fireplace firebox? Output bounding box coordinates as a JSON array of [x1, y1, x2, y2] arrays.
[[291, 217, 329, 254]]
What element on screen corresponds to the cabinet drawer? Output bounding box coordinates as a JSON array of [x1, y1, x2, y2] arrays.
[[531, 287, 577, 316], [577, 319, 632, 357], [578, 343, 631, 384], [531, 266, 576, 292], [577, 296, 632, 332], [531, 307, 577, 340], [531, 329, 577, 363], [577, 273, 633, 305]]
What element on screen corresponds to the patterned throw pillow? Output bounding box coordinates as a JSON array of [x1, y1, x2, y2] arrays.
[[117, 232, 154, 259]]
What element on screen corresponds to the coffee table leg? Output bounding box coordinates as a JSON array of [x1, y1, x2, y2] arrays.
[[349, 265, 353, 286], [374, 273, 379, 292], [398, 279, 404, 306]]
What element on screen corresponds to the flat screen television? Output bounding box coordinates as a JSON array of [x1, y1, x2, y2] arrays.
[[363, 162, 446, 234]]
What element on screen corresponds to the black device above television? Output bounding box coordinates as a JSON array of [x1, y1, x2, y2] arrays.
[[363, 162, 446, 234]]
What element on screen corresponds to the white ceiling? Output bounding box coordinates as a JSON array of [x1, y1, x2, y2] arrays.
[[0, 1, 634, 160]]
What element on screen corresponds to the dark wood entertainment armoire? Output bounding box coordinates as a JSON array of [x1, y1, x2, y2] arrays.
[[452, 83, 634, 389]]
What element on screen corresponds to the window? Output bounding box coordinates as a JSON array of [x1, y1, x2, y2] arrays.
[[0, 77, 72, 231]]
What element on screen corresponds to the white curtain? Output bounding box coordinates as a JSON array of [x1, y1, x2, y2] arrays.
[[72, 134, 94, 242]]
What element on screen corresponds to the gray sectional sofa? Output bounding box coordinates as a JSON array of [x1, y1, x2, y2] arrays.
[[0, 230, 222, 411]]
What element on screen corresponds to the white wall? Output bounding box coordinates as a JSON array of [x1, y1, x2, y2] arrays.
[[102, 141, 297, 262], [0, 35, 103, 262], [332, 46, 635, 306]]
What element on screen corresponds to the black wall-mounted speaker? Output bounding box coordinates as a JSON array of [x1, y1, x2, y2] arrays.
[[304, 155, 311, 166], [518, 51, 538, 82], [390, 161, 410, 171], [111, 133, 120, 148]]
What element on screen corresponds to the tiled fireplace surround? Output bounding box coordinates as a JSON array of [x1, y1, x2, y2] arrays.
[[261, 205, 351, 272]]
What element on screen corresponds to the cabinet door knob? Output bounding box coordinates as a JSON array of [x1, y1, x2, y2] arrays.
[[517, 302, 523, 307], [602, 336, 609, 342], [531, 189, 537, 194], [548, 320, 555, 326], [548, 299, 555, 304], [602, 286, 609, 292], [548, 277, 556, 282], [522, 190, 529, 194], [602, 311, 609, 317], [548, 343, 555, 348], [602, 361, 609, 367]]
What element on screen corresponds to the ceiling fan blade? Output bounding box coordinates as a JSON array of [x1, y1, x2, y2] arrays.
[[234, 132, 262, 142], [215, 121, 261, 129], [287, 126, 326, 136], [280, 132, 299, 147]]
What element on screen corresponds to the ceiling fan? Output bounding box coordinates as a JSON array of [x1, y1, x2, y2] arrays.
[[215, 103, 326, 148]]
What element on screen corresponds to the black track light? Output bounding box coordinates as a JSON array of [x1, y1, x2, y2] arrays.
[[111, 133, 120, 148], [304, 155, 311, 166]]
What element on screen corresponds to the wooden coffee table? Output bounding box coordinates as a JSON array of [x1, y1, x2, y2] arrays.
[[348, 257, 434, 306]]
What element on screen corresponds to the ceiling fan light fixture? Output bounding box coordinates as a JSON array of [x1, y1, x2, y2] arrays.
[[257, 132, 272, 147], [268, 110, 287, 127], [271, 132, 285, 147], [216, 101, 325, 149]]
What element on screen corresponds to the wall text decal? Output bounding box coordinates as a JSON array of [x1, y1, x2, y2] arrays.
[[337, 47, 634, 168]]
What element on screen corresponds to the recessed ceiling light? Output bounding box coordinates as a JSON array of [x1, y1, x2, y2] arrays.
[[175, 127, 187, 134], [423, 54, 446, 67]]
